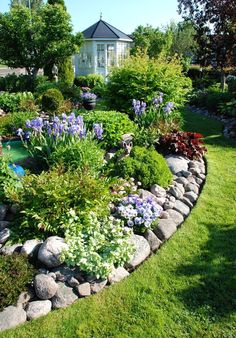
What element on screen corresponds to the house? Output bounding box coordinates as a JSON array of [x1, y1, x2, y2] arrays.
[[74, 17, 133, 78]]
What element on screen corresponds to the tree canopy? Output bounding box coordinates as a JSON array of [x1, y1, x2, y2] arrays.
[[10, 0, 43, 10], [0, 4, 83, 78], [178, 0, 236, 71]]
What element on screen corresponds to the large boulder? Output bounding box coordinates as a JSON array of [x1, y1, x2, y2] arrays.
[[0, 228, 10, 245], [165, 155, 189, 174], [0, 205, 8, 221], [34, 274, 58, 300], [26, 300, 52, 320], [153, 219, 177, 241], [0, 306, 26, 331], [51, 282, 78, 309], [126, 234, 151, 269], [0, 221, 11, 231], [143, 229, 162, 252], [139, 190, 165, 208], [108, 267, 130, 284], [38, 236, 68, 268], [75, 283, 91, 297], [166, 209, 184, 227], [173, 200, 190, 217], [21, 239, 42, 257], [90, 279, 107, 294], [0, 243, 22, 255]]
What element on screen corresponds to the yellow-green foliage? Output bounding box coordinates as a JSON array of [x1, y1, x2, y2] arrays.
[[41, 88, 64, 113], [105, 53, 192, 112]]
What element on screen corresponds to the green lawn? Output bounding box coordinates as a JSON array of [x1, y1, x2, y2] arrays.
[[1, 109, 236, 338]]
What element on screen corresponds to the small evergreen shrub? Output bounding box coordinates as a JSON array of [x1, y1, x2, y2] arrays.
[[0, 74, 47, 93], [58, 57, 74, 86], [158, 131, 207, 160], [0, 254, 35, 311], [41, 88, 64, 113], [112, 146, 172, 189], [82, 111, 137, 150], [74, 74, 105, 89]]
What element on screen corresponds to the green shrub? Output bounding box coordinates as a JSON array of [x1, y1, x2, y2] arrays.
[[219, 99, 236, 117], [35, 81, 58, 97], [82, 111, 137, 150], [58, 57, 74, 86], [227, 75, 236, 93], [49, 138, 105, 175], [110, 146, 172, 189], [9, 167, 113, 237], [0, 74, 47, 93], [0, 92, 34, 113], [0, 254, 35, 311], [0, 154, 22, 203], [74, 74, 105, 89], [41, 88, 64, 113], [104, 54, 192, 112], [0, 111, 38, 136]]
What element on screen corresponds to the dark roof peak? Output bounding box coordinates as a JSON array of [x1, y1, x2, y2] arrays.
[[82, 19, 132, 41]]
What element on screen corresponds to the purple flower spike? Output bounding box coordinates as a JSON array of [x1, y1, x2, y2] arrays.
[[17, 128, 24, 137], [163, 102, 174, 114], [93, 123, 103, 140], [25, 120, 31, 128]]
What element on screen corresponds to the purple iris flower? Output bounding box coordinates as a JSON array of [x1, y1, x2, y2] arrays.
[[163, 102, 174, 114], [68, 112, 76, 125], [76, 115, 84, 126], [61, 113, 67, 121], [132, 99, 146, 116], [93, 123, 103, 140], [24, 131, 31, 141], [25, 120, 31, 128], [17, 128, 24, 136]]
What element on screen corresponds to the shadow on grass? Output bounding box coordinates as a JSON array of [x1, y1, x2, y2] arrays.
[[175, 222, 236, 318]]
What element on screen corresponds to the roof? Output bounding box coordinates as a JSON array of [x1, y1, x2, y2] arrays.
[[82, 19, 133, 41]]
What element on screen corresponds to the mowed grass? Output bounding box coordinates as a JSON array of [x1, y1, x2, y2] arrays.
[[1, 109, 236, 338]]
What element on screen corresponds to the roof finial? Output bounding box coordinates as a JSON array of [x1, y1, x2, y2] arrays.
[[100, 12, 102, 20]]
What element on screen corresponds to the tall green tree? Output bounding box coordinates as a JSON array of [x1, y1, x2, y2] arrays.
[[10, 0, 43, 10], [178, 0, 236, 89], [131, 25, 173, 59], [0, 5, 82, 80]]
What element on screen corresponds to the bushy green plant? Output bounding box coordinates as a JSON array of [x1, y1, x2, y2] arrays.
[[0, 92, 34, 112], [49, 137, 105, 175], [0, 254, 35, 311], [41, 88, 64, 113], [62, 212, 134, 279], [0, 74, 47, 93], [226, 75, 236, 93], [82, 111, 137, 150], [74, 74, 105, 89], [219, 99, 236, 117], [0, 111, 38, 136], [58, 57, 74, 86], [110, 146, 172, 189], [104, 53, 191, 112], [0, 153, 22, 203], [9, 167, 113, 237]]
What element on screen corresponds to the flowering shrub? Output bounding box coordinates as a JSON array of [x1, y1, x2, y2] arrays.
[[17, 112, 103, 166], [158, 131, 207, 160], [61, 212, 134, 279], [81, 92, 97, 101], [115, 194, 162, 233]]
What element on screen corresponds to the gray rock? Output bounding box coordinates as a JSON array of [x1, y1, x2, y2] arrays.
[[67, 276, 80, 288], [0, 205, 8, 221], [150, 184, 166, 198], [26, 300, 52, 320], [75, 283, 91, 297], [47, 272, 57, 280], [0, 243, 22, 255], [51, 282, 78, 309], [126, 234, 151, 269], [184, 191, 198, 203], [175, 176, 189, 187], [153, 219, 177, 241], [165, 155, 189, 174], [169, 196, 176, 203], [21, 239, 42, 257], [189, 167, 201, 177], [163, 200, 175, 210], [34, 274, 58, 300], [17, 290, 35, 309], [0, 306, 26, 331], [38, 236, 68, 268], [0, 221, 11, 231], [181, 197, 193, 209], [198, 173, 206, 180], [144, 229, 162, 251], [173, 200, 190, 217], [108, 267, 130, 284], [168, 186, 183, 199], [178, 170, 192, 178], [90, 279, 107, 294], [160, 211, 169, 219], [173, 182, 185, 194], [0, 228, 10, 244], [185, 183, 199, 194], [139, 189, 165, 208], [10, 204, 20, 215], [52, 266, 77, 282], [166, 209, 184, 227], [38, 268, 49, 275], [194, 177, 203, 185]]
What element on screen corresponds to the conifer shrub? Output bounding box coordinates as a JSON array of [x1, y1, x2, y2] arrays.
[[41, 88, 64, 113]]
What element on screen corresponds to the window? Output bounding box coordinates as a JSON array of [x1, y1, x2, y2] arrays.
[[107, 44, 115, 67], [117, 42, 130, 65], [97, 44, 105, 68]]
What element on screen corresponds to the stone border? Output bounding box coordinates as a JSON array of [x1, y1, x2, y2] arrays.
[[0, 155, 206, 332]]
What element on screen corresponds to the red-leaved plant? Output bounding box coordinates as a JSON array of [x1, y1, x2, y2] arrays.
[[157, 131, 207, 160]]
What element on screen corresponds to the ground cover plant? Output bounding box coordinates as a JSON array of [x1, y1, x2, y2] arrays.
[[2, 108, 235, 338]]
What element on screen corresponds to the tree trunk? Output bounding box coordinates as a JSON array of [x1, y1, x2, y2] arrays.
[[220, 69, 226, 92]]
